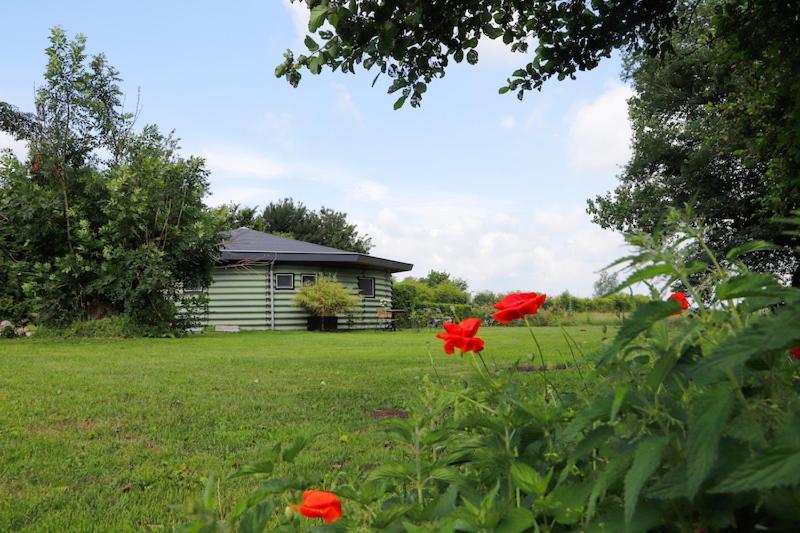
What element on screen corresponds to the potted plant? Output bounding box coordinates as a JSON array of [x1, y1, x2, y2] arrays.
[[294, 275, 360, 331]]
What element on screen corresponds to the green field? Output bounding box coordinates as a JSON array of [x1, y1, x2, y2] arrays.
[[0, 327, 610, 531]]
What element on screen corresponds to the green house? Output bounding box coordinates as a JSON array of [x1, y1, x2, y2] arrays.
[[195, 228, 413, 331]]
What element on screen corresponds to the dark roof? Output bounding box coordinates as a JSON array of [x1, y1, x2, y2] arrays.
[[219, 228, 413, 273]]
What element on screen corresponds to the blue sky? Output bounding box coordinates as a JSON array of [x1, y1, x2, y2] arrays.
[[0, 1, 635, 296]]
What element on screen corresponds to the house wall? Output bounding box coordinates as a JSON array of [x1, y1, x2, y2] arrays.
[[202, 263, 393, 331]]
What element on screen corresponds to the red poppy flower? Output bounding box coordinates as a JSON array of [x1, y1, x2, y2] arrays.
[[436, 318, 485, 355], [668, 292, 689, 314], [491, 292, 547, 323], [791, 348, 800, 360], [292, 490, 342, 523]]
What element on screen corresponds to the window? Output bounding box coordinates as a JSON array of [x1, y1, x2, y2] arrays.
[[275, 273, 294, 290], [357, 277, 375, 298], [301, 274, 317, 286]]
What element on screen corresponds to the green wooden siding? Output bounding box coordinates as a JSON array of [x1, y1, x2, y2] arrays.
[[199, 263, 394, 331], [205, 265, 270, 330]]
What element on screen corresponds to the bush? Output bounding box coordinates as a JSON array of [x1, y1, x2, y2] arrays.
[[182, 213, 800, 531], [293, 275, 360, 317], [36, 316, 139, 338]]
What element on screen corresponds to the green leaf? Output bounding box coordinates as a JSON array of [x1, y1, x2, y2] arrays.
[[612, 264, 676, 294], [624, 435, 669, 524], [304, 35, 319, 51], [645, 349, 680, 390], [495, 507, 536, 533], [692, 306, 800, 383], [597, 302, 678, 364], [281, 434, 313, 463], [366, 463, 411, 482], [588, 450, 633, 518], [645, 465, 687, 500], [498, 86, 510, 94], [715, 273, 788, 300], [228, 460, 273, 479], [686, 385, 734, 498], [393, 94, 407, 110], [238, 501, 273, 533], [710, 446, 800, 493], [511, 462, 550, 495], [610, 384, 629, 423], [725, 240, 778, 261], [308, 5, 328, 32]]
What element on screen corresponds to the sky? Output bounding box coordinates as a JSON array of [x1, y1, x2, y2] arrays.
[[0, 1, 635, 297]]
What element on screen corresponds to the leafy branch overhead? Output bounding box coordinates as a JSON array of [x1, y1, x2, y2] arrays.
[[276, 0, 683, 107]]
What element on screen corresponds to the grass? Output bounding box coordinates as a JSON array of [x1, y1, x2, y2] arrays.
[[0, 326, 611, 531]]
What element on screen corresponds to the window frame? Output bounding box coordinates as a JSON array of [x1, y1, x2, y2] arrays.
[[301, 273, 317, 286], [274, 273, 295, 290], [357, 277, 376, 298]]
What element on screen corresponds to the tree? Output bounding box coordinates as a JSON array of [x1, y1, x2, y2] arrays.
[[277, 0, 685, 107], [593, 270, 619, 298], [472, 291, 498, 306], [588, 1, 800, 284], [0, 28, 223, 327], [220, 198, 373, 254], [423, 270, 468, 291]]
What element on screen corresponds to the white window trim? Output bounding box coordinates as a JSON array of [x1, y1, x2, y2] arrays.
[[275, 273, 295, 290], [301, 273, 317, 286], [358, 277, 375, 298]]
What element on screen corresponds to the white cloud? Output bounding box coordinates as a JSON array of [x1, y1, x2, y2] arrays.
[[355, 197, 627, 296], [566, 81, 633, 173], [499, 116, 515, 129], [199, 145, 388, 204], [0, 132, 27, 159], [333, 84, 365, 127], [282, 0, 309, 43], [207, 186, 279, 207], [203, 148, 288, 179]]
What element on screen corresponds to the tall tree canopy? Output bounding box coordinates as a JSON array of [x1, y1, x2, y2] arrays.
[[0, 28, 223, 326], [277, 0, 684, 107], [279, 1, 800, 283], [588, 1, 800, 283], [221, 198, 373, 254]]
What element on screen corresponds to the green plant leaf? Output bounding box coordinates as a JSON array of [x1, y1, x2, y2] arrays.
[[393, 94, 407, 110], [613, 264, 676, 294], [511, 462, 550, 495], [588, 450, 633, 518], [725, 240, 778, 261], [692, 306, 800, 383], [228, 460, 274, 479], [304, 35, 319, 51], [710, 446, 800, 493], [495, 507, 536, 533], [686, 385, 734, 498], [597, 302, 678, 364], [624, 435, 669, 524], [308, 5, 328, 32], [715, 273, 788, 300]]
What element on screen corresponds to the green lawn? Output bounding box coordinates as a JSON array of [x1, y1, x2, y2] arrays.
[[0, 327, 610, 531]]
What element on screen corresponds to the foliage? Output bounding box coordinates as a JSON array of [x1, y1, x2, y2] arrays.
[[293, 274, 360, 317], [472, 290, 498, 307], [276, 0, 686, 107], [220, 197, 373, 254], [588, 1, 800, 284], [186, 214, 800, 530], [592, 270, 619, 298], [393, 272, 470, 312], [35, 315, 139, 338], [0, 28, 223, 329]]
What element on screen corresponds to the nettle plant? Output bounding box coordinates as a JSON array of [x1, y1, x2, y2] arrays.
[[182, 213, 800, 532]]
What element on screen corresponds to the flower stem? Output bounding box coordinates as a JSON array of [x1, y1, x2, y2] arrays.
[[525, 316, 562, 403]]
